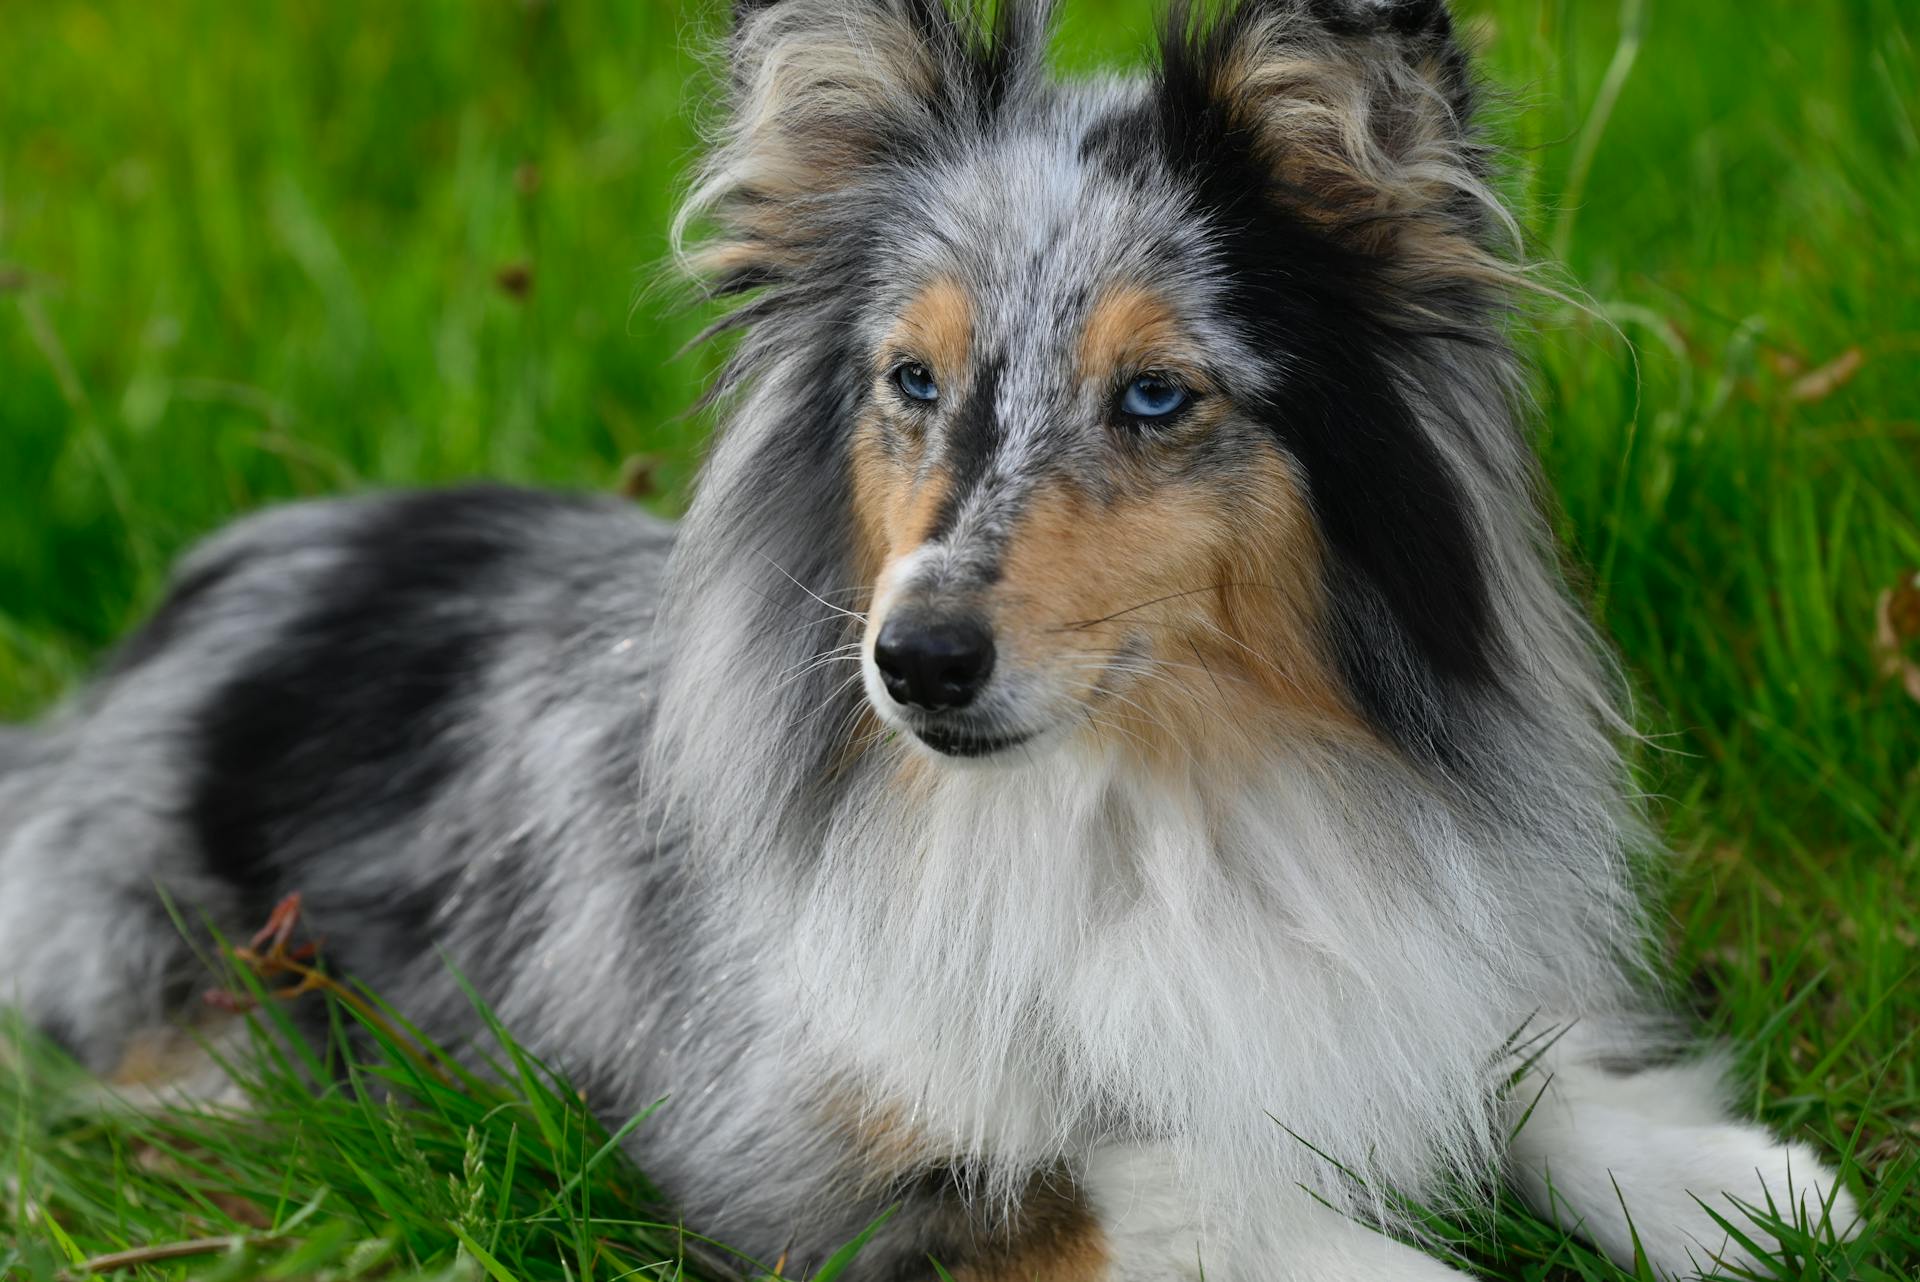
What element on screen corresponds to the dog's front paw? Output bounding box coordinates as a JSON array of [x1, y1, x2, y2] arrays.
[[1508, 1042, 1862, 1280], [1586, 1124, 1858, 1279]]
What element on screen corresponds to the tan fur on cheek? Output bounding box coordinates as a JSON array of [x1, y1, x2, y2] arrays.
[[1201, 451, 1361, 736], [996, 460, 1361, 771], [92, 1014, 250, 1114]]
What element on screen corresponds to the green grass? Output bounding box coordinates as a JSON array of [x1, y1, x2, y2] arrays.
[[2, 0, 1916, 1277]]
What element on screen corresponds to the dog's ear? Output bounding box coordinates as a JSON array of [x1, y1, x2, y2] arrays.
[[1155, 0, 1500, 282], [681, 1, 1049, 293]]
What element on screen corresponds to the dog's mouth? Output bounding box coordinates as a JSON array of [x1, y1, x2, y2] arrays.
[[909, 722, 1033, 759]]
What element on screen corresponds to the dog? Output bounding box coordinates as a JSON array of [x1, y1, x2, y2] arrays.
[[0, 1, 1859, 1277]]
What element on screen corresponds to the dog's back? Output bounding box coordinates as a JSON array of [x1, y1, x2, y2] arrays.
[[0, 486, 673, 1074]]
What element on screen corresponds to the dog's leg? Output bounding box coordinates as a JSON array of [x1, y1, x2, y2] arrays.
[[1505, 1023, 1859, 1279], [1083, 1144, 1472, 1282]]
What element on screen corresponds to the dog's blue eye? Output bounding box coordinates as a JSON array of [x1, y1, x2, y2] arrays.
[[895, 363, 939, 403], [1120, 374, 1188, 419]]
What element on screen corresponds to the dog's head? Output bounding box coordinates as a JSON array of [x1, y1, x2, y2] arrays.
[[681, 0, 1550, 775]]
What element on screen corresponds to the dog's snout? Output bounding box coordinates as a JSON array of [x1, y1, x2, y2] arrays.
[[873, 613, 995, 711]]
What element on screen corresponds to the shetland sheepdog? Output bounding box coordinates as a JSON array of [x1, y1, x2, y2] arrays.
[[0, 1, 1857, 1277]]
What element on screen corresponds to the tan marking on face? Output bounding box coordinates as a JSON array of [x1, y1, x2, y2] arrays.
[[839, 283, 974, 767], [891, 275, 973, 379], [845, 417, 947, 772], [995, 452, 1362, 771], [1199, 450, 1364, 732], [850, 412, 952, 585], [1076, 285, 1202, 387], [848, 277, 973, 582]]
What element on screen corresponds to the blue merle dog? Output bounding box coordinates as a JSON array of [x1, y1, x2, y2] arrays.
[[0, 2, 1857, 1278]]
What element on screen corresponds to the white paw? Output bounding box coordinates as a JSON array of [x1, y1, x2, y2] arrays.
[[1506, 1040, 1861, 1280], [1522, 1119, 1859, 1279], [1630, 1127, 1859, 1279]]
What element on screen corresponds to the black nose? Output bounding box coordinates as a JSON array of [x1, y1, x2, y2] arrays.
[[873, 613, 995, 711]]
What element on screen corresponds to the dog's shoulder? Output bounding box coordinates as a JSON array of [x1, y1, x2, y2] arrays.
[[89, 484, 669, 912]]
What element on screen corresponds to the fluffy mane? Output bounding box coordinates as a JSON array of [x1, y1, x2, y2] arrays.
[[644, 0, 1656, 1221]]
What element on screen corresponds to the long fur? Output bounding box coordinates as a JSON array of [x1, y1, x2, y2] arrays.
[[656, 0, 1649, 1214], [0, 3, 1854, 1278]]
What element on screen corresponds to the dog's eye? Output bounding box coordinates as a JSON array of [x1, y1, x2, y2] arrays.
[[894, 362, 939, 403], [1119, 373, 1188, 420]]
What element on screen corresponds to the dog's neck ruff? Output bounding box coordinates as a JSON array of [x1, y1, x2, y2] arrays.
[[723, 731, 1638, 1214]]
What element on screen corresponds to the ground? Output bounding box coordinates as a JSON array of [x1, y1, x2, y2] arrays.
[[1, 0, 1915, 1278]]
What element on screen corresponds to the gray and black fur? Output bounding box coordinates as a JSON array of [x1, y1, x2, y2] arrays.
[[0, 3, 1858, 1279]]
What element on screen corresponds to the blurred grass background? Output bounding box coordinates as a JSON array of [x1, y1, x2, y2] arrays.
[[1, 0, 1916, 1276]]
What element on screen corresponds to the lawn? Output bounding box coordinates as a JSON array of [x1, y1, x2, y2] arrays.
[[2, 0, 1916, 1278]]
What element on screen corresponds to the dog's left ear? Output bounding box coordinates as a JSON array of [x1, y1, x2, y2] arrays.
[[680, 0, 1051, 296], [1155, 0, 1501, 287]]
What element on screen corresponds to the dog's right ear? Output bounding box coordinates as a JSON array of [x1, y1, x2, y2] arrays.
[[680, 0, 1048, 294]]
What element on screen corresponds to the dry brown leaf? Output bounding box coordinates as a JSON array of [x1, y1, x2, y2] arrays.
[[1787, 346, 1864, 403], [495, 261, 534, 300], [618, 453, 665, 501], [1872, 569, 1920, 705]]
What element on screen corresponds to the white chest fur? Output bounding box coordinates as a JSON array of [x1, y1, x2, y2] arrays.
[[774, 741, 1589, 1211]]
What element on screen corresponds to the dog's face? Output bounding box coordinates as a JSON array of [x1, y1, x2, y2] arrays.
[[847, 137, 1339, 760], [691, 0, 1522, 768]]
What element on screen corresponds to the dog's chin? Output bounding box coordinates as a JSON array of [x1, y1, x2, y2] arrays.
[[910, 722, 1034, 760], [866, 701, 1041, 762], [859, 667, 1048, 762]]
